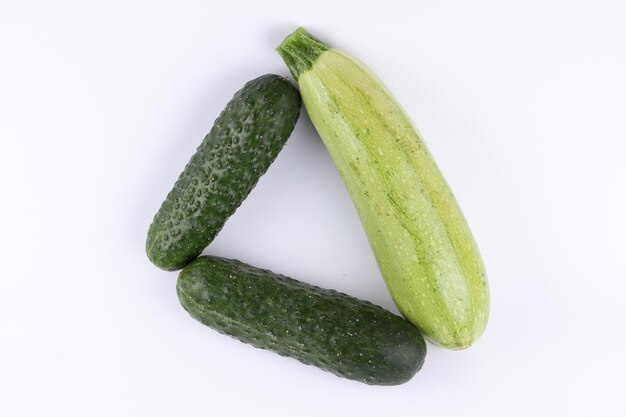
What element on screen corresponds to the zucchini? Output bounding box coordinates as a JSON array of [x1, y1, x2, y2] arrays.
[[277, 28, 489, 349], [177, 256, 426, 385], [146, 75, 301, 271]]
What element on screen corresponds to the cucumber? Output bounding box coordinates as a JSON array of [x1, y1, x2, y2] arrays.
[[177, 256, 426, 385], [146, 75, 301, 271], [277, 28, 489, 349]]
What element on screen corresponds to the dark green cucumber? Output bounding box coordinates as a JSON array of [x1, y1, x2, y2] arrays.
[[146, 75, 301, 270], [177, 256, 426, 385]]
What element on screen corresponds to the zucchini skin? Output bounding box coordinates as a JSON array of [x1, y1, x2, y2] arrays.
[[177, 256, 426, 386], [146, 75, 301, 271], [277, 29, 489, 349]]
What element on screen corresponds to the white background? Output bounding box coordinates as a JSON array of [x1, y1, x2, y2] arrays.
[[1, 1, 625, 416]]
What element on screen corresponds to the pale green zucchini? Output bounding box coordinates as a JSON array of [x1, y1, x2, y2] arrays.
[[277, 28, 489, 349]]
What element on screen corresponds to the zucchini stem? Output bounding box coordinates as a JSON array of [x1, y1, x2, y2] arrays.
[[276, 27, 329, 81]]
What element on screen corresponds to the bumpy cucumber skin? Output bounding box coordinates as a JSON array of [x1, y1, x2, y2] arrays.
[[177, 256, 426, 386], [277, 29, 489, 349], [146, 75, 301, 271]]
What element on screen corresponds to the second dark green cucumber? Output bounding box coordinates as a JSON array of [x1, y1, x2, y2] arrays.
[[147, 75, 301, 270], [178, 256, 427, 385]]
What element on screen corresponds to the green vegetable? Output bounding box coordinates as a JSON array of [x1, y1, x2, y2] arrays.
[[177, 256, 426, 385], [277, 28, 489, 349], [146, 75, 301, 271]]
